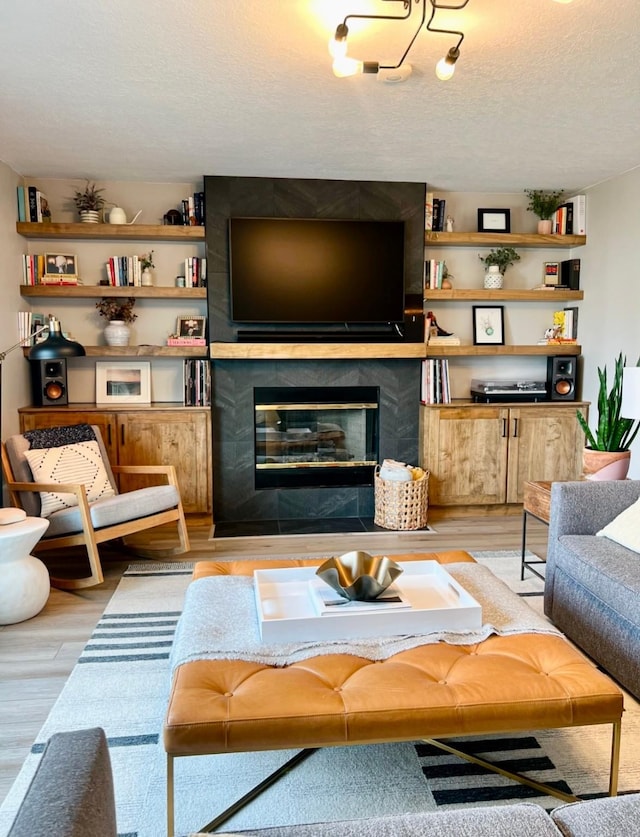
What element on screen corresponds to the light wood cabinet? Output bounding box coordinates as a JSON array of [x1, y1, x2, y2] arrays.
[[18, 404, 211, 514], [419, 402, 588, 506]]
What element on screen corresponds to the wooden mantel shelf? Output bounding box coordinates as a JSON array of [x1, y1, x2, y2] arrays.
[[425, 231, 586, 248], [17, 222, 205, 241], [209, 342, 427, 360], [19, 285, 206, 299]]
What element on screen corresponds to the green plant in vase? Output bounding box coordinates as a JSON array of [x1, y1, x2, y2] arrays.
[[478, 247, 520, 288], [524, 189, 565, 233], [72, 180, 106, 222], [577, 353, 640, 479]]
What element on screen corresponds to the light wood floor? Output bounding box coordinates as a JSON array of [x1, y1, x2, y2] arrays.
[[0, 509, 549, 803]]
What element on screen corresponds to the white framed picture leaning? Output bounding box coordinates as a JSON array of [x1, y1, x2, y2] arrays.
[[96, 361, 151, 405]]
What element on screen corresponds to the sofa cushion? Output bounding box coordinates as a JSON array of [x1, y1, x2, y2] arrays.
[[204, 804, 562, 836], [24, 441, 115, 517], [551, 792, 640, 836], [44, 484, 180, 537], [597, 495, 640, 553], [554, 535, 640, 627]]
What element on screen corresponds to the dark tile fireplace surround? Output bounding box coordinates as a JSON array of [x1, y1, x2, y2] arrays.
[[205, 176, 425, 534]]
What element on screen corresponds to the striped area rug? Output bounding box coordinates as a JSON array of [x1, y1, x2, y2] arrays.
[[1, 553, 638, 837]]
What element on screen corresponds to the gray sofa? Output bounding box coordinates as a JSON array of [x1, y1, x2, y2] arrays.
[[544, 479, 640, 699], [7, 727, 640, 837]]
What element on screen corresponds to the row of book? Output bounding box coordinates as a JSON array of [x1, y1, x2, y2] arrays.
[[425, 192, 446, 231], [423, 259, 447, 290], [16, 186, 50, 222], [105, 256, 145, 286], [551, 195, 586, 235], [17, 311, 47, 346], [183, 257, 207, 287], [21, 254, 79, 285], [181, 192, 206, 226], [183, 359, 211, 407], [420, 359, 451, 404]]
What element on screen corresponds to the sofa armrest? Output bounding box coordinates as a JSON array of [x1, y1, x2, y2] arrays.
[[551, 792, 640, 836], [8, 727, 117, 837], [545, 480, 640, 615]]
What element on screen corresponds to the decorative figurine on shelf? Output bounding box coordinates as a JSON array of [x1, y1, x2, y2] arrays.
[[445, 214, 454, 233], [425, 311, 453, 337]]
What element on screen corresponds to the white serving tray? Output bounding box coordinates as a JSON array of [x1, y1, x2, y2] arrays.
[[253, 561, 482, 642]]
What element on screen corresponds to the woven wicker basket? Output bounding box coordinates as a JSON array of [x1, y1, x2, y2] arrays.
[[374, 469, 429, 531]]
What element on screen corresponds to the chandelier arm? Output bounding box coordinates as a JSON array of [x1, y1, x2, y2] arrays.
[[341, 0, 413, 30], [379, 0, 428, 69]]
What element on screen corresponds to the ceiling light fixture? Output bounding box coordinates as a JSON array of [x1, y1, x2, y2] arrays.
[[329, 0, 471, 81]]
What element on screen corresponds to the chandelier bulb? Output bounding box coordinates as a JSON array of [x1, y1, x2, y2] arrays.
[[435, 46, 460, 81], [332, 56, 364, 77], [329, 22, 349, 58]]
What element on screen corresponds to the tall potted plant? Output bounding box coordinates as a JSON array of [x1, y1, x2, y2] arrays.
[[72, 181, 106, 223], [577, 353, 640, 479], [524, 189, 565, 234]]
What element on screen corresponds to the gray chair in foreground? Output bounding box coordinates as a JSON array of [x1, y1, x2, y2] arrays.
[[1, 423, 190, 590]]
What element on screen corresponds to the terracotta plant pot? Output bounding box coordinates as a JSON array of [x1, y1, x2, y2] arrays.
[[582, 448, 631, 481], [537, 219, 553, 234]]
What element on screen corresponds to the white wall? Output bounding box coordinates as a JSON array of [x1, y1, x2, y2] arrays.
[[581, 167, 640, 478], [0, 161, 32, 439]]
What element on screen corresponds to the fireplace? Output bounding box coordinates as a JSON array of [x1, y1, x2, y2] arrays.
[[254, 386, 379, 489]]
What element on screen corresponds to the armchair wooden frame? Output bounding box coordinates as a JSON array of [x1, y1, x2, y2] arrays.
[[1, 444, 190, 590]]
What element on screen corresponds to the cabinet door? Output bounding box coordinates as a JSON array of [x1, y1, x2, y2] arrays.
[[116, 411, 211, 513], [506, 405, 585, 503], [420, 406, 509, 505], [18, 410, 118, 462]]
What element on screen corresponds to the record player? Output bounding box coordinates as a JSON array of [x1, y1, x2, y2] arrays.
[[470, 379, 548, 403]]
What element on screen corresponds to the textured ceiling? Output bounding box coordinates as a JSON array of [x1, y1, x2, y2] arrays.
[[1, 0, 639, 193]]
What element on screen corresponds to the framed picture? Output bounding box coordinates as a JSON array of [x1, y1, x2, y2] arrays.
[[472, 306, 505, 345], [477, 209, 511, 234], [176, 315, 206, 338], [543, 261, 561, 285], [95, 361, 151, 405], [44, 252, 78, 277]]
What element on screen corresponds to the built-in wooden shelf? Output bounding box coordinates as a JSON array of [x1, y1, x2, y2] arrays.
[[424, 288, 584, 301], [22, 345, 207, 358], [425, 232, 586, 248], [210, 342, 427, 360], [19, 285, 206, 299], [16, 222, 205, 241], [425, 344, 581, 357]]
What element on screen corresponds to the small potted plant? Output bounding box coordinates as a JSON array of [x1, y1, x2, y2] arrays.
[[139, 251, 155, 286], [577, 353, 640, 479], [96, 297, 137, 346], [478, 247, 520, 288], [72, 180, 106, 223], [524, 189, 565, 234]]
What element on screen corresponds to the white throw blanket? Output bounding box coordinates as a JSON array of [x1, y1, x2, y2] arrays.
[[170, 563, 560, 673]]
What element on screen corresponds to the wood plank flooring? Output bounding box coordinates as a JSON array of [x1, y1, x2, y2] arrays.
[[0, 509, 549, 802]]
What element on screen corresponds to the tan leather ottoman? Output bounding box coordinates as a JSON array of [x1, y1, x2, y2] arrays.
[[164, 551, 623, 836]]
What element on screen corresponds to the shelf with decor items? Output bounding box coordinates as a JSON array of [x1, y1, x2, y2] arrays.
[[18, 404, 212, 514], [424, 288, 583, 302], [425, 232, 586, 248], [419, 400, 589, 507], [425, 344, 581, 358], [19, 285, 206, 299], [16, 222, 205, 241]]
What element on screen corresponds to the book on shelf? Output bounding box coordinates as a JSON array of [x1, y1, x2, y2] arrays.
[[432, 197, 446, 232], [105, 255, 142, 286], [560, 258, 580, 290], [423, 259, 446, 290], [183, 358, 211, 407], [421, 358, 451, 404], [567, 194, 586, 235], [16, 186, 26, 222], [184, 256, 207, 287], [167, 336, 207, 346], [427, 334, 461, 345], [563, 306, 579, 340], [181, 191, 206, 226], [425, 191, 434, 231]]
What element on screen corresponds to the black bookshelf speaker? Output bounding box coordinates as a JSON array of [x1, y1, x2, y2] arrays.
[[547, 356, 577, 401], [30, 359, 69, 406]]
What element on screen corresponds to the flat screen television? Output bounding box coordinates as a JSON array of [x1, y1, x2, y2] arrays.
[[229, 217, 406, 324]]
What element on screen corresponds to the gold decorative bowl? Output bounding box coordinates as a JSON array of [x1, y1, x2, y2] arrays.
[[315, 551, 403, 602]]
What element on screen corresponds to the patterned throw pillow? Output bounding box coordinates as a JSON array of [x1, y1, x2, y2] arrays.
[[596, 495, 640, 554], [24, 440, 115, 518]]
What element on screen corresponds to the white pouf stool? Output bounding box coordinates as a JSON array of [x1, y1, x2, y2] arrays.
[[0, 507, 50, 624]]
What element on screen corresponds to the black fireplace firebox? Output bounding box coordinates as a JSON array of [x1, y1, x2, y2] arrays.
[[254, 386, 379, 489]]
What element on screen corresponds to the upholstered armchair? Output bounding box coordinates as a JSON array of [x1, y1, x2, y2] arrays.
[[1, 423, 190, 589]]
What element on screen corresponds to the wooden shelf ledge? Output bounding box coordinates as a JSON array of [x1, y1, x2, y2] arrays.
[[209, 342, 427, 360], [424, 289, 584, 301], [425, 232, 586, 248], [17, 222, 205, 240], [19, 285, 206, 299]]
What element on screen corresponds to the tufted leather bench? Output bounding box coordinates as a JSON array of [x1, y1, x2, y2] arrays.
[[163, 551, 623, 837]]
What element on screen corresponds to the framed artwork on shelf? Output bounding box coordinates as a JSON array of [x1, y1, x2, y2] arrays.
[[96, 361, 151, 405], [472, 306, 505, 345], [477, 209, 511, 234], [44, 253, 78, 277], [543, 261, 561, 285], [176, 315, 206, 338]]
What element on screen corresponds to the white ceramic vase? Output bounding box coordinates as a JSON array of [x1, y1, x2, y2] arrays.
[[538, 219, 553, 234], [483, 265, 503, 289], [104, 320, 130, 347], [141, 268, 154, 287]]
